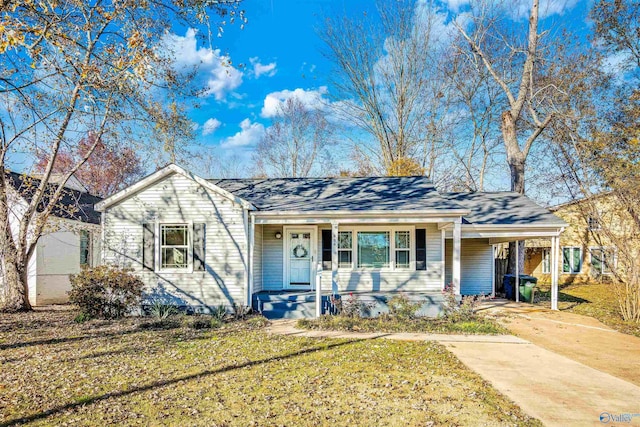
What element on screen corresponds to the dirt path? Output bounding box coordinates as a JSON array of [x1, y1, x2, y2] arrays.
[[483, 301, 640, 387]]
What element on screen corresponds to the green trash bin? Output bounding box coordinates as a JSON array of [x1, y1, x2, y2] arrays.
[[518, 275, 538, 303]]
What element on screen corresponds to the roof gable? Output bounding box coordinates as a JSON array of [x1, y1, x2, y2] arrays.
[[95, 164, 255, 212]]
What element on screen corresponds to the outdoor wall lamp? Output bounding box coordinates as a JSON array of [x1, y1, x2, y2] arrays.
[[275, 231, 282, 239]]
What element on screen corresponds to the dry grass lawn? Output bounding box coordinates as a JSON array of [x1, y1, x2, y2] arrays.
[[536, 282, 640, 337], [0, 309, 540, 426]]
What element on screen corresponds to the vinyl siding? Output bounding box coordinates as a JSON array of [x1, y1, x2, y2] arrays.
[[316, 223, 444, 292], [445, 238, 493, 295], [253, 224, 263, 292], [102, 173, 247, 308], [261, 225, 284, 290]]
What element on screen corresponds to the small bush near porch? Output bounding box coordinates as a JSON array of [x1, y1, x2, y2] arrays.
[[0, 309, 538, 426], [300, 290, 506, 335]]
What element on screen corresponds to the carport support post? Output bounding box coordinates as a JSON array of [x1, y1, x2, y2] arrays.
[[515, 240, 520, 303], [551, 236, 559, 310], [452, 221, 461, 295]]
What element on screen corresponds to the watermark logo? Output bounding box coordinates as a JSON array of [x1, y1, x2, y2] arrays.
[[599, 411, 640, 424]]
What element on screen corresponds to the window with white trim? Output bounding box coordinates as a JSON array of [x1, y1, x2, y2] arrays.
[[562, 247, 582, 274], [338, 231, 353, 268], [357, 231, 390, 268], [160, 224, 190, 270], [541, 248, 550, 274], [395, 230, 411, 269], [590, 247, 615, 275]]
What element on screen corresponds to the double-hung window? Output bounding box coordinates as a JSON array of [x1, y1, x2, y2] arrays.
[[394, 231, 411, 269], [562, 247, 582, 274], [590, 247, 615, 275], [338, 231, 353, 268], [541, 248, 550, 274], [160, 224, 190, 270]]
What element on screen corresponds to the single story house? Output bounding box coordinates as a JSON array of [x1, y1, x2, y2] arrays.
[[95, 164, 567, 318], [2, 172, 102, 306]]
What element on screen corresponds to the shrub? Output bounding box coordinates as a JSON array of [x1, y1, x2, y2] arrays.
[[73, 312, 92, 323], [211, 304, 227, 321], [68, 266, 144, 319], [387, 293, 422, 319], [333, 293, 376, 318], [149, 301, 179, 320], [442, 283, 486, 322]]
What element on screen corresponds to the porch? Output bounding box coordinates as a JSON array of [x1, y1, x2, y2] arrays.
[[253, 290, 447, 319]]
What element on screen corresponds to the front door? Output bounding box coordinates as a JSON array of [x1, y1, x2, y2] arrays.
[[286, 228, 314, 288]]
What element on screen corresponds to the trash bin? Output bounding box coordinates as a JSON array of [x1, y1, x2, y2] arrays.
[[503, 274, 516, 300], [503, 274, 538, 301], [518, 275, 538, 303]]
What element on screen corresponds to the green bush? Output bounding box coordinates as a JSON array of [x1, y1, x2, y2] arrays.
[[210, 304, 227, 321], [68, 266, 145, 319], [149, 301, 179, 320], [73, 312, 92, 323], [387, 293, 422, 319]]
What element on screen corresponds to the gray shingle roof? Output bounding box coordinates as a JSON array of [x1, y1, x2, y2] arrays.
[[7, 172, 102, 224], [443, 192, 567, 227], [211, 176, 466, 212]]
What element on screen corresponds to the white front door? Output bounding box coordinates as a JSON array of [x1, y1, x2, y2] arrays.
[[285, 228, 315, 288]]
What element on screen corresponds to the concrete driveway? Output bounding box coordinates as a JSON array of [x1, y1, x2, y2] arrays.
[[446, 301, 640, 426]]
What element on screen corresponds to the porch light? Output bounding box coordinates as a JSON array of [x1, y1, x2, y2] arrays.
[[275, 231, 282, 239]]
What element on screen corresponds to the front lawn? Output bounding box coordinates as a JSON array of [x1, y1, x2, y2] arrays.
[[0, 309, 539, 426], [298, 314, 508, 335], [536, 282, 640, 337]]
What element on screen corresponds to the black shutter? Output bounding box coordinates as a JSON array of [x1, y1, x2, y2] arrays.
[[416, 228, 426, 271], [142, 223, 155, 271], [321, 229, 332, 270], [193, 223, 206, 271]]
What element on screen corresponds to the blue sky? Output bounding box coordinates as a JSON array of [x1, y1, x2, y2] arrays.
[[166, 0, 595, 181]]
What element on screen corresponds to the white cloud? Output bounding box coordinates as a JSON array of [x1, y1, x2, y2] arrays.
[[260, 86, 329, 118], [250, 57, 277, 78], [220, 119, 265, 149], [162, 29, 243, 100], [202, 118, 222, 136], [441, 0, 579, 19]]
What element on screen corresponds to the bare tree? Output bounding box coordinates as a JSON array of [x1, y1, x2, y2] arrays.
[[320, 0, 448, 175], [254, 97, 334, 178], [0, 1, 244, 311]]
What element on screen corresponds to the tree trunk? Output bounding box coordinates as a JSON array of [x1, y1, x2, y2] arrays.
[[1, 256, 32, 312], [503, 112, 526, 276]]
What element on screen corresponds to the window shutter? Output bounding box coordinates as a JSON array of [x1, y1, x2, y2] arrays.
[[415, 228, 427, 271], [193, 223, 206, 271], [142, 223, 155, 271], [321, 229, 332, 270]]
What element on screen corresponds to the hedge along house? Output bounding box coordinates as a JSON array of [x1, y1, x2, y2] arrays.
[[95, 164, 567, 318], [1, 172, 102, 306]]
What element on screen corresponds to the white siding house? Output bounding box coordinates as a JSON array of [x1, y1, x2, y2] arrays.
[[2, 172, 102, 306], [96, 164, 568, 316]]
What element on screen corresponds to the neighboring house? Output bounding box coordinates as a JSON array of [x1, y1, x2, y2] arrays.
[[525, 193, 623, 284], [96, 164, 567, 317], [2, 172, 102, 306]]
